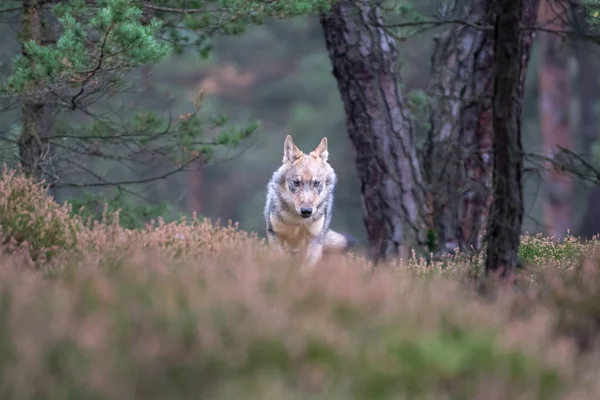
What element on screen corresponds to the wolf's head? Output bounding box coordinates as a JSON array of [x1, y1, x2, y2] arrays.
[[278, 135, 336, 219]]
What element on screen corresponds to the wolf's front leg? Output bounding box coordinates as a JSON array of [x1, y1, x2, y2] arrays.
[[266, 229, 285, 255], [302, 238, 324, 269]]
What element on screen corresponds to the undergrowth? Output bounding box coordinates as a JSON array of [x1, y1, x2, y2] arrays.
[[2, 167, 600, 399]]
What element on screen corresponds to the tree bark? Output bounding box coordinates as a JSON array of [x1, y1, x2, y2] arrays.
[[17, 0, 59, 190], [320, 0, 427, 264], [186, 158, 204, 215], [425, 0, 495, 257], [573, 4, 600, 239], [538, 0, 573, 240], [485, 0, 541, 277], [18, 0, 45, 180]]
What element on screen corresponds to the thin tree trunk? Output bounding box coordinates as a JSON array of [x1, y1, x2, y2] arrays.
[[320, 0, 427, 264], [539, 0, 573, 240], [17, 0, 58, 193], [18, 0, 45, 180], [186, 158, 204, 215], [485, 0, 540, 277], [425, 0, 495, 257]]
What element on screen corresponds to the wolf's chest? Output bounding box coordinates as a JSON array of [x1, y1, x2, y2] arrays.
[[274, 224, 311, 248], [270, 215, 324, 249]]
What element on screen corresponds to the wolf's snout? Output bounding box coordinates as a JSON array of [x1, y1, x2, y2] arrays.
[[300, 207, 313, 218]]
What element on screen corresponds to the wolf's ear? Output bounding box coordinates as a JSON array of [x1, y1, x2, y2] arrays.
[[311, 137, 328, 162], [283, 135, 302, 164]]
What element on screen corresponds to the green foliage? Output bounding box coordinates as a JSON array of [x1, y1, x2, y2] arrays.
[[425, 228, 436, 253], [143, 0, 335, 56], [580, 0, 600, 26], [518, 234, 585, 265], [66, 189, 184, 229], [5, 0, 172, 93], [1, 0, 327, 195], [383, 0, 428, 41], [42, 101, 260, 188], [353, 327, 560, 399]]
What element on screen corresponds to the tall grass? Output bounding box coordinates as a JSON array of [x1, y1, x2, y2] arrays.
[[1, 167, 600, 399]]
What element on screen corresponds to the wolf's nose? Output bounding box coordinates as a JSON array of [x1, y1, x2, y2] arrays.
[[300, 207, 313, 217]]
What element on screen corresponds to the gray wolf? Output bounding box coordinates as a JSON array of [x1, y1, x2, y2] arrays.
[[264, 135, 356, 268]]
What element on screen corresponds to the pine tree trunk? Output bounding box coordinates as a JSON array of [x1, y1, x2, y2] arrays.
[[572, 5, 600, 238], [425, 0, 495, 257], [485, 0, 540, 277], [186, 158, 204, 215], [320, 0, 426, 264], [18, 0, 45, 180], [538, 0, 573, 240]]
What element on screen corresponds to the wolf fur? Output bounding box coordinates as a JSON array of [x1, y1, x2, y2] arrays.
[[264, 135, 356, 268]]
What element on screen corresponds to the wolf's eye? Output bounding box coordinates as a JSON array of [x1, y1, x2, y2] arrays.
[[313, 180, 320, 188]]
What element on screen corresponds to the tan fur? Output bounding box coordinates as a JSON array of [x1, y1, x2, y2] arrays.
[[323, 231, 352, 253], [264, 135, 356, 268]]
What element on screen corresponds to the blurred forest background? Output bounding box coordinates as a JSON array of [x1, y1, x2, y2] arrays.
[[1, 0, 599, 246]]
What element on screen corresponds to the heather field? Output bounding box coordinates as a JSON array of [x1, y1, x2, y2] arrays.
[[2, 167, 600, 399]]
